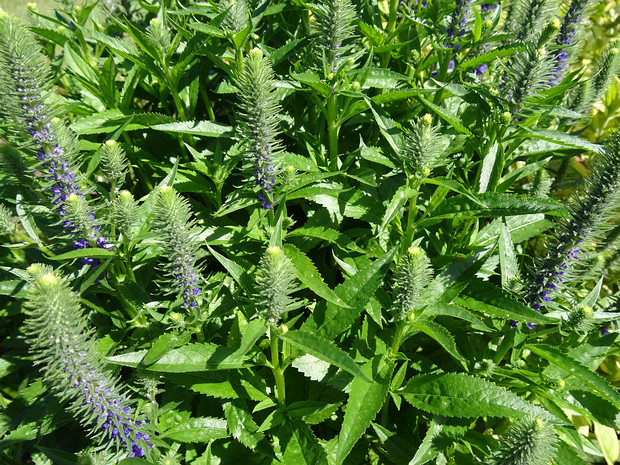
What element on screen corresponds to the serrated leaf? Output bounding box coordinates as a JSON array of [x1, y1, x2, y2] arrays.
[[207, 245, 254, 295], [283, 244, 350, 308], [224, 400, 264, 450], [15, 193, 39, 244], [478, 143, 499, 194], [418, 250, 491, 309], [70, 109, 173, 134], [287, 226, 364, 253], [456, 280, 555, 324], [523, 129, 602, 154], [279, 418, 329, 465], [106, 343, 248, 371], [526, 344, 620, 410], [337, 357, 394, 463], [286, 401, 342, 425], [371, 423, 416, 465], [291, 71, 332, 97], [379, 185, 413, 236], [411, 319, 465, 366], [401, 373, 557, 422], [281, 330, 371, 382], [417, 94, 472, 136], [473, 214, 553, 247], [48, 247, 117, 261], [291, 354, 331, 382], [364, 96, 403, 155], [460, 47, 519, 72], [151, 120, 232, 137], [165, 372, 268, 401], [594, 422, 619, 465], [408, 418, 445, 465], [164, 417, 228, 442], [424, 302, 492, 331], [302, 248, 397, 339], [498, 220, 518, 289], [425, 193, 564, 222], [142, 332, 192, 366]]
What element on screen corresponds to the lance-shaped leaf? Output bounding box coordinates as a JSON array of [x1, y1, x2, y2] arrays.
[[281, 330, 371, 382], [400, 373, 558, 422], [526, 345, 620, 410], [337, 356, 394, 463]]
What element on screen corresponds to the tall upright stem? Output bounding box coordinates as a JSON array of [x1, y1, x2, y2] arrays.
[[270, 325, 286, 406], [327, 94, 339, 170]]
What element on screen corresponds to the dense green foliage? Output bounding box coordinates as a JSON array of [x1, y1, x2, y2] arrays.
[[1, 0, 620, 464]]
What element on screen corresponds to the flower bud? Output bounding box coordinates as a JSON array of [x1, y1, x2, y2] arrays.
[[255, 246, 298, 322]]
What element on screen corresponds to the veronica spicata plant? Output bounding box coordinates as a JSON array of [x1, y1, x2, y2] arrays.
[[2, 0, 620, 464]]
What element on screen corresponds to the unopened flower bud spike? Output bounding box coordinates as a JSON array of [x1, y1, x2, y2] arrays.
[[254, 246, 298, 406]]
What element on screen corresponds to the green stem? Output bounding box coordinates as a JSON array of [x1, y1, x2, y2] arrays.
[[200, 86, 216, 122], [270, 325, 286, 406], [327, 94, 339, 170], [386, 0, 399, 36], [391, 321, 408, 355], [402, 179, 421, 252]]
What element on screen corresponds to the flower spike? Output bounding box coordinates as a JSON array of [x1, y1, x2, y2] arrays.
[[24, 269, 151, 457]]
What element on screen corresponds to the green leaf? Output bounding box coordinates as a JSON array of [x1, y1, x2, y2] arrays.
[[521, 129, 602, 154], [47, 247, 117, 261], [291, 71, 332, 97], [594, 422, 620, 465], [286, 226, 364, 253], [164, 417, 228, 442], [526, 344, 620, 410], [224, 400, 264, 450], [371, 423, 417, 465], [456, 280, 555, 324], [418, 250, 491, 309], [188, 21, 227, 38], [478, 143, 501, 193], [352, 68, 410, 89], [408, 418, 445, 465], [142, 332, 192, 366], [166, 371, 268, 402], [302, 248, 397, 339], [424, 302, 492, 331], [283, 244, 350, 308], [291, 354, 332, 382], [555, 441, 590, 465], [498, 220, 518, 289], [473, 214, 553, 247], [70, 109, 173, 134], [460, 47, 519, 72], [337, 357, 394, 464], [364, 96, 403, 155], [151, 120, 232, 137], [411, 319, 466, 366], [286, 401, 342, 425], [379, 185, 414, 236], [280, 330, 371, 382], [417, 94, 472, 136], [106, 343, 248, 371], [15, 193, 40, 244], [425, 193, 564, 223], [279, 418, 329, 465], [207, 245, 255, 295], [401, 372, 557, 422], [0, 280, 26, 297]]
